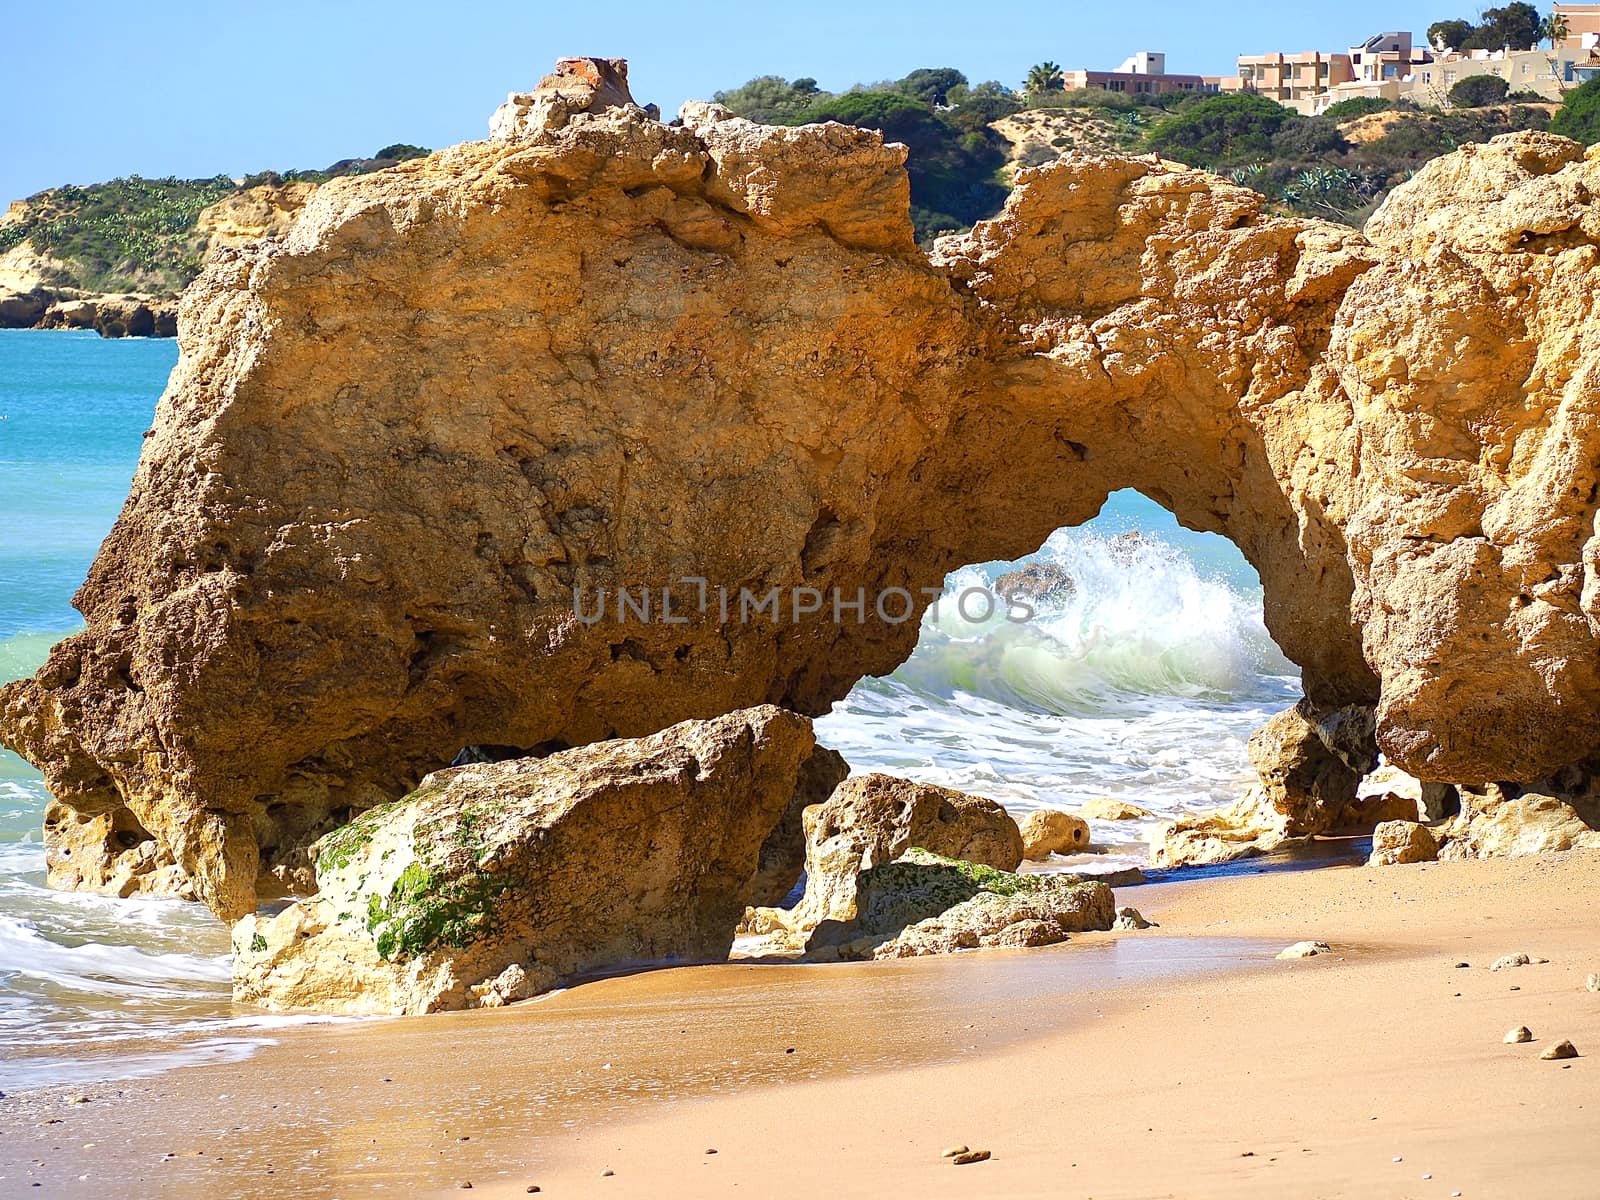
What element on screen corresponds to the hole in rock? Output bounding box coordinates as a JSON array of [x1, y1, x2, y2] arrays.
[[816, 490, 1303, 875]]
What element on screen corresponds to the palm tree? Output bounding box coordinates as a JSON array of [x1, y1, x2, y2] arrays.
[[1542, 12, 1570, 48], [1024, 62, 1065, 95]]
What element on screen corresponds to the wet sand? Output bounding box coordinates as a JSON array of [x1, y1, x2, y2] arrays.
[[3, 850, 1597, 1197]]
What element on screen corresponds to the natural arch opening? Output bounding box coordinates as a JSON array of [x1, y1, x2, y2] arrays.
[[817, 488, 1373, 871]]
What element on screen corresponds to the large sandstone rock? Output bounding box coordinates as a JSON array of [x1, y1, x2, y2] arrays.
[[1436, 787, 1600, 860], [5, 56, 1600, 916], [1248, 700, 1378, 836], [807, 849, 1115, 960], [233, 707, 817, 1014], [36, 293, 177, 338], [748, 744, 849, 907], [788, 774, 1023, 929], [1368, 820, 1440, 866]]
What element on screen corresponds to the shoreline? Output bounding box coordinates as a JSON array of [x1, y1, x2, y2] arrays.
[[5, 850, 1596, 1196]]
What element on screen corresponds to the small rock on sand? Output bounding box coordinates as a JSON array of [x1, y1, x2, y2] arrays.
[[1076, 798, 1154, 822], [1277, 941, 1332, 960], [1491, 953, 1531, 971], [1586, 973, 1599, 993], [1505, 1026, 1533, 1044], [941, 1145, 969, 1158], [1112, 907, 1154, 931], [951, 1149, 991, 1165], [1540, 1040, 1580, 1061]]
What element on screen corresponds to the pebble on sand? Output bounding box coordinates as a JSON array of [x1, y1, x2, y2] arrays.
[[1586, 973, 1599, 993], [1505, 1026, 1533, 1044], [1490, 953, 1531, 971], [941, 1145, 969, 1158], [951, 1149, 991, 1165], [1277, 941, 1332, 960], [1539, 1040, 1580, 1061]]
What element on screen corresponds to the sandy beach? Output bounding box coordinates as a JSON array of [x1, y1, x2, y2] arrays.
[[4, 848, 1596, 1197]]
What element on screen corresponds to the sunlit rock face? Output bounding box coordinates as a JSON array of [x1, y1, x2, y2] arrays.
[[4, 55, 1600, 919]]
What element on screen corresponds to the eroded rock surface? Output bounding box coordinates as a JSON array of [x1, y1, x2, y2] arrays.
[[5, 57, 1600, 917], [1018, 808, 1091, 860], [234, 707, 816, 1014], [806, 849, 1115, 960], [787, 773, 1023, 929]]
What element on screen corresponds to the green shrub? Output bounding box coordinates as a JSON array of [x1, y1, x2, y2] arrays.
[[1146, 92, 1293, 168], [1551, 78, 1600, 145], [713, 75, 823, 124], [1271, 116, 1349, 158], [1449, 74, 1511, 108], [375, 143, 429, 161], [1323, 96, 1396, 121], [2, 175, 238, 294]]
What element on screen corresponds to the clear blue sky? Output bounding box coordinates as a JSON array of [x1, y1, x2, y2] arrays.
[[7, 1, 1461, 204]]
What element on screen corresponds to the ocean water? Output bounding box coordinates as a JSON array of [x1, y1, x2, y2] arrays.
[[0, 331, 346, 1089], [0, 328, 1296, 1088]]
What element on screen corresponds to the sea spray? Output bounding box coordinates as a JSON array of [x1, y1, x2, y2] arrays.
[[818, 501, 1301, 869]]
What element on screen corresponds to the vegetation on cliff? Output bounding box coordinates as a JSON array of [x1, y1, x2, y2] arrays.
[[1, 146, 429, 297], [713, 67, 1574, 232], [0, 176, 238, 294]]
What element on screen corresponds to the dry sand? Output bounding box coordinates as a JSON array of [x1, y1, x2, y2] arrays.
[[3, 850, 1597, 1198]]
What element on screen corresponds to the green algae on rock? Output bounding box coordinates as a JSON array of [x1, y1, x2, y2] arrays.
[[806, 849, 1115, 961]]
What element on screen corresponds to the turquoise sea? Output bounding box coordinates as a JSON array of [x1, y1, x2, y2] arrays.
[[0, 327, 1297, 1088]]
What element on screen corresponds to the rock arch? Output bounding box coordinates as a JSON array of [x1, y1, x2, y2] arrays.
[[5, 60, 1600, 920]]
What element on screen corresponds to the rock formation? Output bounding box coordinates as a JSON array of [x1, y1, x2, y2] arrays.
[[5, 58, 1600, 921], [234, 707, 817, 1014], [1018, 808, 1091, 859], [806, 849, 1115, 960], [190, 181, 317, 256], [785, 774, 1023, 929], [748, 744, 849, 906]]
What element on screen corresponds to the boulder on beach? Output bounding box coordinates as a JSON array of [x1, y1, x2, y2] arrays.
[[807, 849, 1115, 960], [1249, 700, 1378, 836], [748, 745, 850, 907], [787, 774, 1024, 929], [1368, 820, 1439, 867], [233, 707, 820, 1015], [1436, 788, 1600, 860], [1018, 808, 1091, 860], [1149, 790, 1299, 869]]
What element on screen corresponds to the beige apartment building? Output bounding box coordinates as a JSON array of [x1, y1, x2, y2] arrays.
[[1224, 52, 1355, 105], [1223, 33, 1429, 114], [1553, 3, 1600, 50], [1229, 27, 1599, 114], [1309, 45, 1597, 111]]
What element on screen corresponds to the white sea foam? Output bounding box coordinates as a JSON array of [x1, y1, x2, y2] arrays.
[[818, 516, 1301, 873]]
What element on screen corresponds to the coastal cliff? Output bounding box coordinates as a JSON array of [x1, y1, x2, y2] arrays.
[[3, 58, 1600, 924]]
